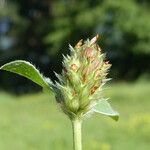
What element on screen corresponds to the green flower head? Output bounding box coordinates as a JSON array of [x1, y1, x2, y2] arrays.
[[54, 35, 111, 119]]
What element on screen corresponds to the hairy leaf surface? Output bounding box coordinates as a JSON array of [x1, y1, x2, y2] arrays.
[[0, 60, 51, 89]]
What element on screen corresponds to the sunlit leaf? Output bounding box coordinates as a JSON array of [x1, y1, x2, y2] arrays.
[[0, 60, 51, 90], [94, 99, 119, 121]]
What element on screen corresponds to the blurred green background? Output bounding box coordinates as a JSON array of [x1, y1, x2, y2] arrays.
[[0, 0, 150, 150]]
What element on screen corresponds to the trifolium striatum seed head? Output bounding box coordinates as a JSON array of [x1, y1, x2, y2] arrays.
[[53, 35, 111, 120]]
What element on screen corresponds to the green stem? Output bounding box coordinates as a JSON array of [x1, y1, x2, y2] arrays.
[[72, 119, 82, 150]]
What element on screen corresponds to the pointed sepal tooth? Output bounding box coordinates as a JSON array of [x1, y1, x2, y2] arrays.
[[90, 35, 99, 45], [75, 39, 83, 48], [62, 54, 67, 61], [102, 78, 112, 83], [69, 44, 75, 52], [54, 72, 64, 83]]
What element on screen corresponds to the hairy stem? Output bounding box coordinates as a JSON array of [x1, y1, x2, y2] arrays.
[[72, 119, 82, 150]]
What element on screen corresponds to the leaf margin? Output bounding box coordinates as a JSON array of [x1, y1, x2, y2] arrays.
[[94, 99, 119, 121]]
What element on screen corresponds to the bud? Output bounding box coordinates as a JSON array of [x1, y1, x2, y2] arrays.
[[70, 64, 78, 72], [53, 35, 111, 119], [84, 47, 94, 59]]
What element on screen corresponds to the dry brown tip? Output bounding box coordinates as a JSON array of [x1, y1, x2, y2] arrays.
[[75, 39, 83, 48], [90, 85, 99, 95]]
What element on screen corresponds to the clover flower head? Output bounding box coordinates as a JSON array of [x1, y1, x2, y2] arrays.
[[54, 35, 111, 119]]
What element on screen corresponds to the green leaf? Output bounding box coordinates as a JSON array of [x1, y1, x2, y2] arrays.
[[94, 99, 119, 121], [0, 60, 51, 90]]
